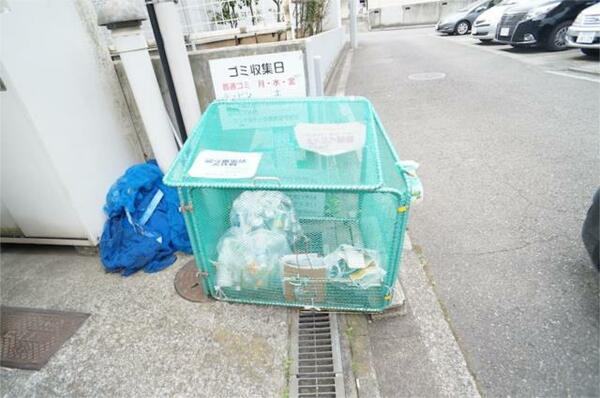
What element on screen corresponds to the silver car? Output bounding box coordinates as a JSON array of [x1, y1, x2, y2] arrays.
[[566, 2, 600, 56], [472, 0, 521, 42], [436, 0, 503, 35]]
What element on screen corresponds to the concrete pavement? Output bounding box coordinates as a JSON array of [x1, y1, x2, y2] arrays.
[[433, 32, 600, 80], [0, 246, 289, 398], [345, 27, 599, 397]]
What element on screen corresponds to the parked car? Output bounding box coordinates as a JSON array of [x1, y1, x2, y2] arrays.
[[582, 188, 599, 270], [436, 0, 503, 35], [565, 2, 600, 56], [472, 0, 522, 42], [495, 0, 600, 50]]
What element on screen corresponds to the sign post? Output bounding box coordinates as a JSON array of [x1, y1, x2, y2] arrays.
[[350, 0, 358, 49]]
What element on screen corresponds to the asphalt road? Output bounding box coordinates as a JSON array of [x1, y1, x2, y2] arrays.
[[345, 27, 600, 397]]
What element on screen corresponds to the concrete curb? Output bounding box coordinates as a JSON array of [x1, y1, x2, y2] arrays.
[[370, 23, 436, 32], [341, 313, 382, 398], [326, 46, 353, 96], [339, 234, 481, 397], [403, 240, 482, 397]]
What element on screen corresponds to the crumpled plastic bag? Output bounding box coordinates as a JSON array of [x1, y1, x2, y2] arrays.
[[100, 160, 192, 276], [229, 191, 302, 244], [325, 244, 386, 289], [397, 160, 423, 203], [215, 227, 291, 291]]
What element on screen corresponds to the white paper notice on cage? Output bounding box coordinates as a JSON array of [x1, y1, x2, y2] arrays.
[[188, 150, 262, 179], [294, 122, 366, 156], [209, 51, 307, 100]]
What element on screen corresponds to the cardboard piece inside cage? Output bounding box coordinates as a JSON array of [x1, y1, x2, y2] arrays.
[[281, 254, 327, 303]]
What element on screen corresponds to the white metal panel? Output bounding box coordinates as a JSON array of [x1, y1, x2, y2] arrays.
[[0, 70, 87, 238], [0, 0, 142, 243]]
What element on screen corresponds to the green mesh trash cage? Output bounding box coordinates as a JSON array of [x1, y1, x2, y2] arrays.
[[164, 97, 419, 312]]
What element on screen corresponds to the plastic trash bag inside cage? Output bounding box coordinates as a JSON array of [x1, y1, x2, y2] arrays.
[[325, 245, 386, 289], [215, 227, 291, 292], [230, 191, 302, 244]]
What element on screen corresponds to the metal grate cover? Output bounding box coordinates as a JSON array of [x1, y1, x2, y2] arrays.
[[290, 311, 345, 398], [0, 306, 89, 370]]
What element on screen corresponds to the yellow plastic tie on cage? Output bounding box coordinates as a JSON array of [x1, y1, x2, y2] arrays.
[[397, 206, 408, 213], [384, 285, 394, 301]]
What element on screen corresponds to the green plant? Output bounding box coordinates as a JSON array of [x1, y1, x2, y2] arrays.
[[345, 326, 354, 341], [210, 0, 239, 27], [294, 0, 329, 38], [282, 357, 292, 398]]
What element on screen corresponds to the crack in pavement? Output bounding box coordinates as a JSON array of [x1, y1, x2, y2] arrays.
[[444, 234, 565, 256]]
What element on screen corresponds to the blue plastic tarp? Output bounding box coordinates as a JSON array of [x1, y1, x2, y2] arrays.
[[100, 160, 192, 276]]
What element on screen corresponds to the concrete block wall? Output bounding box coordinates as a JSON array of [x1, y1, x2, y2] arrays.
[[113, 29, 347, 155], [304, 27, 346, 96]]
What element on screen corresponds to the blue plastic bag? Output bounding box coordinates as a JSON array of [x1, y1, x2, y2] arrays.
[[100, 160, 192, 276]]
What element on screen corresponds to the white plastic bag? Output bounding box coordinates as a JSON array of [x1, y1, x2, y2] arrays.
[[215, 227, 291, 291], [230, 191, 302, 244]]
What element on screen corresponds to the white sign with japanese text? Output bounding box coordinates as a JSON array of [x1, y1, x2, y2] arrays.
[[209, 51, 306, 99], [294, 122, 366, 156], [188, 150, 262, 179]]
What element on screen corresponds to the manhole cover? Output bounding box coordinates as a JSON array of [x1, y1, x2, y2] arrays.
[[1, 306, 89, 370], [174, 259, 210, 303], [408, 72, 446, 81]]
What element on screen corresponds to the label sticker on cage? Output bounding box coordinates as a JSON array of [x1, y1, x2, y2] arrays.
[[188, 150, 262, 179], [294, 122, 366, 156]]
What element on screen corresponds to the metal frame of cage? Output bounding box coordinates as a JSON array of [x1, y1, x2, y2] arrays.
[[165, 98, 416, 313]]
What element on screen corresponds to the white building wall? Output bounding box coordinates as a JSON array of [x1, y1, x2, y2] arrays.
[[323, 0, 342, 31], [368, 0, 472, 27], [0, 0, 142, 243], [368, 0, 435, 9], [304, 26, 346, 96]]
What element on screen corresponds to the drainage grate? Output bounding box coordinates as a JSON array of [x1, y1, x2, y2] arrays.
[[290, 311, 345, 398]]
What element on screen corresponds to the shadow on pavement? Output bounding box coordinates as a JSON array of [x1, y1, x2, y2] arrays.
[[474, 41, 505, 46]]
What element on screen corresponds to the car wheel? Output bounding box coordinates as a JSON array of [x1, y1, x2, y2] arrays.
[[544, 21, 572, 51], [454, 20, 470, 35], [581, 48, 599, 57]]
